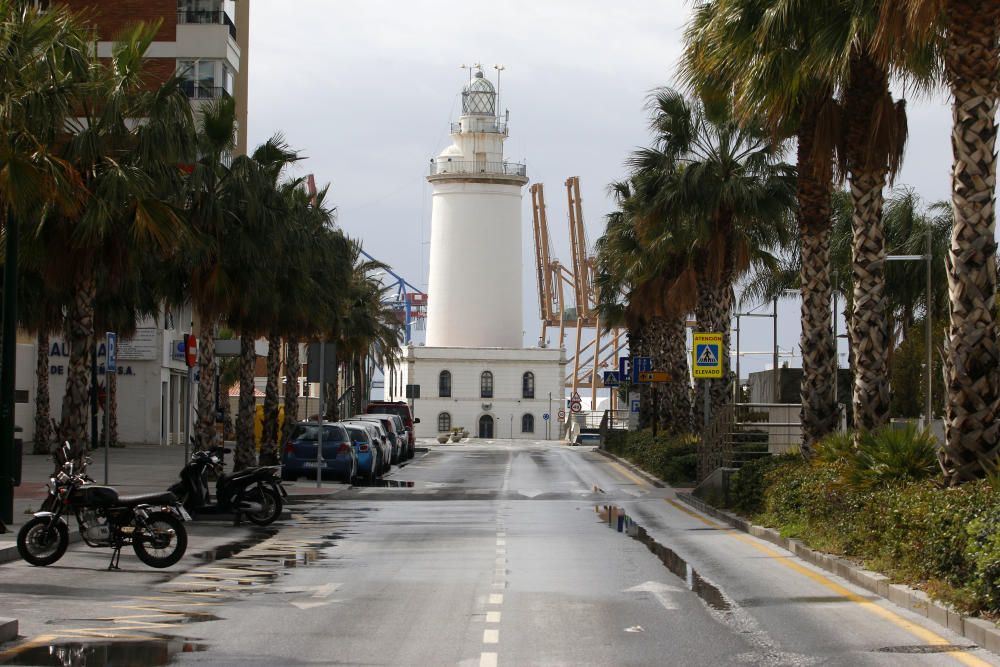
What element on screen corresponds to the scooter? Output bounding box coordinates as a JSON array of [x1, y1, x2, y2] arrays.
[[169, 446, 286, 526]]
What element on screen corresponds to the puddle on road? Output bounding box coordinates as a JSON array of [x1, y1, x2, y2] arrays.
[[366, 479, 415, 489], [597, 505, 731, 613], [0, 639, 206, 666], [191, 529, 278, 562]]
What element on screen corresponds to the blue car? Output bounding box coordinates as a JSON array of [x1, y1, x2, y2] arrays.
[[282, 422, 357, 482], [344, 424, 380, 482]]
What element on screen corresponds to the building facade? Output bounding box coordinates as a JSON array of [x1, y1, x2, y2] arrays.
[[389, 69, 565, 440]]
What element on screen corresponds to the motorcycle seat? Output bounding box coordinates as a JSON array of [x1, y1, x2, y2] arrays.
[[117, 492, 178, 507]]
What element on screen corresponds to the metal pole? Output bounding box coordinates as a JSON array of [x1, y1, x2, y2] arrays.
[[184, 334, 193, 462], [104, 386, 110, 484], [833, 277, 839, 408], [0, 209, 18, 524], [316, 341, 325, 488], [90, 344, 98, 453], [772, 297, 779, 403], [925, 229, 933, 426], [735, 315, 741, 404], [702, 379, 710, 429]]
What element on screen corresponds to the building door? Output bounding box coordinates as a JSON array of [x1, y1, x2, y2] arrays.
[[478, 414, 494, 439]]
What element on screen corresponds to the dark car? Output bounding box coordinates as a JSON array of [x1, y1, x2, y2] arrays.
[[352, 414, 404, 463], [282, 422, 356, 482], [366, 401, 420, 455]]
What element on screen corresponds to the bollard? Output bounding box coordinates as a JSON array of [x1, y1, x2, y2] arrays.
[[617, 513, 625, 532]]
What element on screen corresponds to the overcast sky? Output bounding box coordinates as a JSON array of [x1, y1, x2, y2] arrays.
[[246, 0, 955, 377]]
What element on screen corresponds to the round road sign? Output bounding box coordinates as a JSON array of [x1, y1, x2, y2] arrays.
[[557, 409, 566, 420], [543, 413, 550, 421], [570, 399, 583, 413]]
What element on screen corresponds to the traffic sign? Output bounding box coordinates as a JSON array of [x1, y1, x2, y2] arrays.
[[630, 399, 640, 413], [184, 334, 198, 368], [105, 332, 117, 372], [631, 356, 652, 383], [603, 371, 620, 387], [619, 356, 630, 380], [543, 413, 550, 421], [571, 391, 582, 401], [557, 409, 566, 419], [569, 399, 583, 414], [692, 332, 724, 378], [638, 371, 672, 383]]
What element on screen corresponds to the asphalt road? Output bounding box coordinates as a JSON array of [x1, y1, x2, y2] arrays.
[[0, 440, 996, 666]]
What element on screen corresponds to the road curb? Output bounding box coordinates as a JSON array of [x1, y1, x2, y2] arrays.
[[593, 447, 668, 488], [0, 617, 16, 644], [675, 491, 1000, 657]]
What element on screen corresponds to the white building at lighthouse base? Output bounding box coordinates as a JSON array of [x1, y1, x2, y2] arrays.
[[390, 345, 565, 440]]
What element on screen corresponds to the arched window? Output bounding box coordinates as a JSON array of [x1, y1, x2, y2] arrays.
[[439, 370, 452, 397], [521, 413, 534, 433], [438, 412, 451, 432], [522, 371, 535, 399], [480, 370, 494, 398]]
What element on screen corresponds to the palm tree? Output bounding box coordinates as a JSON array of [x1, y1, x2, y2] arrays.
[[628, 89, 796, 423], [595, 179, 695, 434], [36, 23, 195, 448], [681, 0, 844, 451], [877, 1, 999, 482]]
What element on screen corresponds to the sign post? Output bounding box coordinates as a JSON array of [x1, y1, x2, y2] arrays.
[[692, 332, 724, 428], [104, 332, 117, 484], [183, 333, 197, 463]]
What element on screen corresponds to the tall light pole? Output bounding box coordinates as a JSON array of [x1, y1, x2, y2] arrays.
[[886, 233, 934, 426]]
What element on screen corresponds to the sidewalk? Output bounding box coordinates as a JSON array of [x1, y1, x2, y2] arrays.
[[0, 443, 346, 561]]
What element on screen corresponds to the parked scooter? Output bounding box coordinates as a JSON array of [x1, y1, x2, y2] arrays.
[[18, 442, 189, 570], [169, 446, 286, 526]]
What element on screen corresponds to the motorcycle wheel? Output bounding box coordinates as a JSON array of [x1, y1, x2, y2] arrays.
[[132, 512, 187, 568], [17, 517, 69, 566], [245, 487, 282, 526]]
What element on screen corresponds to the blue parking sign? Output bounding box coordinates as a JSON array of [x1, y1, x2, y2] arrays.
[[106, 332, 118, 372], [631, 356, 652, 383]]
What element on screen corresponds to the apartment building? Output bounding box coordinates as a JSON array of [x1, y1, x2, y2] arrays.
[[15, 1, 252, 446]]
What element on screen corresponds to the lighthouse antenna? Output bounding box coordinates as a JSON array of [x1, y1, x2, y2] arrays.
[[494, 64, 505, 120]]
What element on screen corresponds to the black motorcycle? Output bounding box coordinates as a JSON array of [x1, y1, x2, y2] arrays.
[[18, 443, 189, 570], [169, 446, 286, 526]]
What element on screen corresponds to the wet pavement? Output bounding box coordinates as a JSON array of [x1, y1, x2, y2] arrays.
[[0, 440, 996, 666]]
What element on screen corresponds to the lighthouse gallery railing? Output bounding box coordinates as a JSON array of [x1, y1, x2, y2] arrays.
[[429, 161, 527, 177]]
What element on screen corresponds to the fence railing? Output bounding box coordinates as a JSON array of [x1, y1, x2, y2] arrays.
[[450, 120, 508, 135], [177, 10, 238, 39], [429, 160, 527, 178], [698, 402, 803, 481]]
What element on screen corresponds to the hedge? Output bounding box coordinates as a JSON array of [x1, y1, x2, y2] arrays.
[[603, 430, 698, 486]]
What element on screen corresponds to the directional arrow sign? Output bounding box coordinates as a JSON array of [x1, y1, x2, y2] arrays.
[[623, 581, 682, 610], [638, 371, 672, 383]]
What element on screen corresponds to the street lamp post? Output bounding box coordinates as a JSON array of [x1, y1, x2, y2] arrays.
[[885, 231, 934, 426]]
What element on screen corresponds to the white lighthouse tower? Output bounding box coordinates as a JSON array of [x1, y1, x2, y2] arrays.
[[425, 68, 528, 348], [389, 68, 565, 441]]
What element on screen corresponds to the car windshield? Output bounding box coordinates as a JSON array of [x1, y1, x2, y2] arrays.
[[290, 424, 347, 442]]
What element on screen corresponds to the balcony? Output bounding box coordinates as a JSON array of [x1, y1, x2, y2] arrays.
[[177, 10, 237, 40], [180, 81, 231, 100], [450, 119, 508, 135], [429, 160, 527, 178]]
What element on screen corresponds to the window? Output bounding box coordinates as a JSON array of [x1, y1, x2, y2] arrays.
[[439, 370, 452, 398], [437, 412, 451, 432], [522, 371, 535, 399], [177, 60, 226, 99], [521, 414, 534, 433], [480, 371, 493, 398]]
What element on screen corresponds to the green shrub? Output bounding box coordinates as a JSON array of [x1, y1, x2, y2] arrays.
[[846, 425, 939, 489], [728, 453, 800, 515], [812, 430, 855, 465], [604, 430, 699, 485]]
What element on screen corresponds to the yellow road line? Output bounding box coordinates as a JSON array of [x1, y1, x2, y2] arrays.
[[664, 499, 992, 667], [604, 459, 650, 488]]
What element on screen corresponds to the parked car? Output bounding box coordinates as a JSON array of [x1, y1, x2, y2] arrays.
[[364, 413, 411, 461], [366, 401, 419, 455], [343, 419, 391, 475], [343, 424, 379, 482], [352, 415, 402, 463], [282, 421, 356, 482]]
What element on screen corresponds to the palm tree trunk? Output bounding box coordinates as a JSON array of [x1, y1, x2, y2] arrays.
[[647, 316, 692, 434], [797, 108, 839, 453], [940, 0, 1000, 484], [195, 317, 219, 450], [234, 333, 257, 471], [282, 336, 300, 445], [259, 331, 281, 466], [695, 274, 734, 423], [60, 277, 95, 449], [632, 327, 653, 429], [100, 370, 118, 447], [844, 53, 892, 435], [33, 330, 52, 454]]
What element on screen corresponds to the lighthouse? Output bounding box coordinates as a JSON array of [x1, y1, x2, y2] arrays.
[[388, 68, 564, 441], [425, 68, 528, 348]]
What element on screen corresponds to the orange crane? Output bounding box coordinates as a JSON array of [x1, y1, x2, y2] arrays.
[[530, 178, 626, 411]]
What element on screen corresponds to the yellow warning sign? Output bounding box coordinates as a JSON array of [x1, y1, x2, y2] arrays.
[[692, 332, 724, 379]]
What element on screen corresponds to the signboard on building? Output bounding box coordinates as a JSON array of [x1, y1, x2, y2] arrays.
[[692, 332, 724, 379], [117, 328, 158, 361]]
